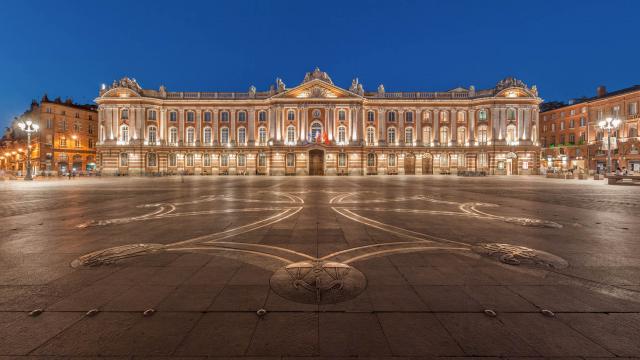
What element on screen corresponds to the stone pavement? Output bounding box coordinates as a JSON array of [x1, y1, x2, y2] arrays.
[[1, 175, 639, 359]]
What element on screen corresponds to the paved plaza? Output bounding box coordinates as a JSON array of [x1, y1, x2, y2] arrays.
[[1, 175, 639, 359]]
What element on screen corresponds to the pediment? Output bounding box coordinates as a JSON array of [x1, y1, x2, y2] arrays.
[[272, 79, 361, 99], [100, 87, 142, 98], [496, 87, 535, 98]]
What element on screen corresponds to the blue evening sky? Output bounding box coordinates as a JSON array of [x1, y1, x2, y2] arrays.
[[1, 0, 639, 128]]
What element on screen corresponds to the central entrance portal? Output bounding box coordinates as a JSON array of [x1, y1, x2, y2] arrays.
[[309, 149, 324, 175]]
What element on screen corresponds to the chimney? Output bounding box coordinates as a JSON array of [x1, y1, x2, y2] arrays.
[[597, 85, 607, 97]]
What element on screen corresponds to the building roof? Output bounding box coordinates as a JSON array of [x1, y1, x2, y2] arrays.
[[540, 85, 640, 113]]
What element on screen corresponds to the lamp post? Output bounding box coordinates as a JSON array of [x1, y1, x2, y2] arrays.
[[598, 117, 621, 174], [17, 119, 39, 180]]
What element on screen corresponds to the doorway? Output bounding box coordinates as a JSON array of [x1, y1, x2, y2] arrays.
[[404, 153, 416, 175], [309, 149, 324, 175], [422, 154, 433, 174]]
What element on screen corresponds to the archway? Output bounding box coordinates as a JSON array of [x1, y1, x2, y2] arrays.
[[309, 149, 324, 175], [404, 153, 416, 175], [422, 153, 433, 174]]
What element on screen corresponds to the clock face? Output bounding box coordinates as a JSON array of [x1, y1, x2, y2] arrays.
[[313, 109, 321, 118]]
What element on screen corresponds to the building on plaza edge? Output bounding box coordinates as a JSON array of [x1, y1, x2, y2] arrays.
[[540, 85, 640, 174], [95, 68, 542, 176], [1, 96, 98, 176]]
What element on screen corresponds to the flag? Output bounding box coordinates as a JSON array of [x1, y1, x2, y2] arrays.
[[322, 131, 329, 145]]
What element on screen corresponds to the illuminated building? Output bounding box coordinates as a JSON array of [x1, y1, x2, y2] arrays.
[[95, 68, 541, 176]]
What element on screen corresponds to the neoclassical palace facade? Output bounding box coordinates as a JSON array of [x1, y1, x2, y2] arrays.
[[95, 68, 542, 176]]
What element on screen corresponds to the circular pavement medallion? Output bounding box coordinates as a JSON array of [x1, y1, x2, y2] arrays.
[[270, 261, 367, 304], [473, 242, 568, 269]]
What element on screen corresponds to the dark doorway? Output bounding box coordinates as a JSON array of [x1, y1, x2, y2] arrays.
[[404, 153, 416, 175], [422, 154, 433, 174], [309, 149, 324, 175]]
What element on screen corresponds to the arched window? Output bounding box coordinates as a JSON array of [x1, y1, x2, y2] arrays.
[[366, 127, 375, 145], [311, 122, 323, 142], [423, 127, 432, 145], [387, 111, 396, 122], [120, 125, 129, 142], [477, 125, 488, 144], [507, 108, 516, 121], [148, 126, 157, 143], [238, 127, 247, 145], [186, 153, 194, 167], [506, 124, 517, 144], [120, 152, 128, 166], [457, 127, 466, 144], [221, 111, 229, 122], [186, 111, 195, 122], [286, 125, 295, 144], [367, 153, 376, 167], [387, 127, 396, 144], [405, 111, 413, 123], [258, 127, 267, 144], [367, 111, 375, 122], [338, 152, 347, 167], [169, 153, 177, 167], [478, 110, 487, 121], [405, 127, 413, 144], [169, 111, 177, 122], [440, 126, 449, 144], [186, 127, 195, 144], [258, 111, 266, 122], [169, 127, 178, 144], [337, 125, 346, 144], [121, 109, 129, 120], [338, 110, 346, 121], [388, 153, 396, 167], [147, 153, 157, 167], [221, 127, 229, 144], [238, 111, 247, 122], [203, 127, 212, 144], [287, 110, 295, 121]]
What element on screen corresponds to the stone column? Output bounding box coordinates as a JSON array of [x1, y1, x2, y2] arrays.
[[160, 109, 166, 141], [213, 110, 219, 144], [499, 108, 507, 141], [269, 107, 276, 140], [196, 109, 202, 144], [275, 107, 282, 142], [451, 109, 457, 144], [178, 109, 184, 142], [328, 106, 334, 141], [517, 108, 524, 140], [523, 108, 530, 140], [378, 108, 386, 145], [398, 110, 405, 144], [469, 109, 475, 144], [433, 109, 440, 145], [416, 109, 422, 145], [248, 110, 255, 145], [230, 109, 236, 143], [491, 108, 499, 142]]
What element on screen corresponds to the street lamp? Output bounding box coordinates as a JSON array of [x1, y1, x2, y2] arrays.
[[17, 119, 39, 180], [598, 117, 621, 175]]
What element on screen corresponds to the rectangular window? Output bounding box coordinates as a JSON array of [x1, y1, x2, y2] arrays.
[[630, 102, 638, 115], [221, 154, 228, 167], [169, 112, 177, 122], [59, 137, 67, 147], [238, 154, 246, 167], [148, 110, 157, 120], [258, 153, 266, 167], [388, 154, 396, 167], [88, 138, 94, 148], [88, 124, 93, 134], [203, 153, 211, 167], [221, 111, 229, 122], [580, 117, 586, 127], [187, 112, 195, 122], [338, 152, 346, 167], [186, 154, 194, 167], [204, 112, 211, 122], [522, 161, 529, 170], [120, 153, 128, 167], [286, 153, 295, 167], [47, 119, 52, 128], [238, 112, 247, 122], [75, 138, 81, 148], [258, 111, 266, 122], [367, 111, 375, 122], [405, 112, 413, 123], [169, 154, 177, 167]]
